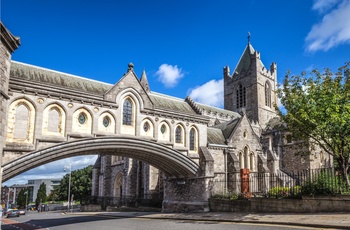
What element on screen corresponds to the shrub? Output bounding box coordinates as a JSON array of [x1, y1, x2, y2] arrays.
[[301, 171, 349, 196], [290, 185, 302, 198], [268, 186, 290, 198], [211, 192, 239, 200], [229, 193, 239, 200]]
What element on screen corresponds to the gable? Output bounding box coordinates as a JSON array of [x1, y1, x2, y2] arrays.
[[103, 65, 153, 109], [227, 114, 261, 149]]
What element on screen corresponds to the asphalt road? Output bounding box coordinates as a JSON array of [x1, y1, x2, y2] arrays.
[[1, 212, 319, 230]]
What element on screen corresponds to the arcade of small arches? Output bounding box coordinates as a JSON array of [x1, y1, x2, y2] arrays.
[[5, 95, 200, 155]]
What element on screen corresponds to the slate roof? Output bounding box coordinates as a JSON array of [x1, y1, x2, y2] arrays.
[[149, 92, 197, 114], [194, 102, 241, 119], [233, 43, 265, 74], [207, 127, 227, 145], [10, 61, 112, 95], [211, 118, 241, 140]]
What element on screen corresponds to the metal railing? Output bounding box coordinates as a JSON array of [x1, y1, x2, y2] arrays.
[[210, 168, 350, 198]]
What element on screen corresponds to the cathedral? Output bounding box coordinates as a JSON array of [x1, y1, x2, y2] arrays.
[[0, 22, 331, 211], [91, 38, 331, 208]]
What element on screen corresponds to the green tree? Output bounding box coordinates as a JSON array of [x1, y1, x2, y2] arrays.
[[277, 62, 350, 185], [57, 165, 93, 203], [35, 182, 47, 206], [47, 189, 58, 202], [16, 188, 30, 208]]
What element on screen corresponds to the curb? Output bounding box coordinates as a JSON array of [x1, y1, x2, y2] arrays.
[[72, 212, 350, 229]]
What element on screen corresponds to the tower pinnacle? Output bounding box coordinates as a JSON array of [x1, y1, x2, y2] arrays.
[[247, 32, 251, 44]]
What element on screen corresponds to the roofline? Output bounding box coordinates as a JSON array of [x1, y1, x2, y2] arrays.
[[208, 143, 228, 148], [150, 91, 187, 102], [11, 60, 113, 87]]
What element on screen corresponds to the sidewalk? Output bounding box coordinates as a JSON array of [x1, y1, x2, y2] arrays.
[[72, 211, 350, 229]]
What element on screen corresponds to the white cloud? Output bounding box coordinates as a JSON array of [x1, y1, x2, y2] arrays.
[[155, 64, 184, 88], [2, 155, 97, 186], [305, 0, 350, 52], [312, 0, 340, 13], [188, 79, 223, 108]]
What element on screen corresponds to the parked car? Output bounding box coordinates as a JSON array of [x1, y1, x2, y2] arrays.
[[5, 209, 20, 218], [18, 209, 26, 215]]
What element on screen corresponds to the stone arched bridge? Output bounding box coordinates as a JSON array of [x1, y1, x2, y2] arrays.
[[2, 136, 199, 182]]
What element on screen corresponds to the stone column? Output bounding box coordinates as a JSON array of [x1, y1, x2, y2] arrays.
[[0, 22, 20, 223]]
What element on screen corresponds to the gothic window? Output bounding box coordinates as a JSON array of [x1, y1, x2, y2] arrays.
[[175, 126, 182, 144], [236, 84, 246, 109], [250, 152, 255, 171], [7, 99, 36, 144], [143, 122, 150, 132], [265, 81, 271, 107], [141, 119, 154, 137], [48, 108, 60, 133], [189, 127, 198, 152], [98, 112, 115, 133], [72, 108, 92, 134], [78, 113, 87, 124], [123, 98, 133, 125], [114, 173, 123, 197], [103, 116, 110, 127], [160, 124, 166, 134], [244, 146, 250, 169], [42, 104, 66, 137], [239, 152, 244, 169], [14, 104, 29, 139], [158, 121, 170, 142]]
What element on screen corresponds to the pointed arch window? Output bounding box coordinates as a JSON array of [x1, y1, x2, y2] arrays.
[[265, 82, 271, 107], [250, 152, 255, 171], [175, 126, 182, 143], [239, 152, 244, 169], [14, 104, 29, 139], [236, 84, 246, 109], [244, 146, 250, 169], [7, 99, 36, 144], [123, 98, 133, 125], [189, 127, 198, 151]]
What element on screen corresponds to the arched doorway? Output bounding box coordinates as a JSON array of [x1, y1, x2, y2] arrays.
[[113, 172, 123, 206]]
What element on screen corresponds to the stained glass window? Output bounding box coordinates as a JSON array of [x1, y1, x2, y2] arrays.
[[175, 126, 182, 143], [143, 122, 149, 132], [78, 113, 86, 124], [189, 128, 196, 151], [123, 99, 132, 125], [160, 124, 166, 134], [103, 116, 110, 127]]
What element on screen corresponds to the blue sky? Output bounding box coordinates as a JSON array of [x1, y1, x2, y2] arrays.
[[1, 0, 350, 186]]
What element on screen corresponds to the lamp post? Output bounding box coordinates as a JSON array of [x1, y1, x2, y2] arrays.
[[64, 164, 72, 212], [24, 185, 28, 212], [6, 187, 11, 209]]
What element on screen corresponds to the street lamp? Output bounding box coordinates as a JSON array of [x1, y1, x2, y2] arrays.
[[64, 164, 72, 212], [6, 187, 12, 209], [24, 185, 28, 212]]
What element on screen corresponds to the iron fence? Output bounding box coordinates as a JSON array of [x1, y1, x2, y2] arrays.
[[210, 168, 350, 198]]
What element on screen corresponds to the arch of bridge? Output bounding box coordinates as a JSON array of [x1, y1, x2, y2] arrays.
[[2, 136, 199, 182]]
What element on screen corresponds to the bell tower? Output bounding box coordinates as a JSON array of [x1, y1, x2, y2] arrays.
[[223, 34, 277, 128]]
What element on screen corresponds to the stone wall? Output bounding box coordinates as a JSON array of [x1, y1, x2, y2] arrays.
[[162, 178, 211, 212], [209, 196, 350, 213]]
